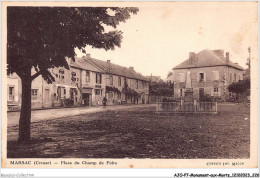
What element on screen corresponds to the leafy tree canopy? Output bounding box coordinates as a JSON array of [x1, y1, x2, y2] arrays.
[[7, 7, 139, 82], [228, 79, 250, 94], [149, 81, 174, 97]]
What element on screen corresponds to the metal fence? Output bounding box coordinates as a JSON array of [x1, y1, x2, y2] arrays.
[[156, 101, 217, 113]]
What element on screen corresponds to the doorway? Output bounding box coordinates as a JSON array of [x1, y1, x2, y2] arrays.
[[82, 93, 90, 106], [199, 88, 204, 100]]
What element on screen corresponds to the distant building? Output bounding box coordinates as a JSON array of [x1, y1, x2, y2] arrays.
[[145, 75, 162, 83], [166, 73, 174, 84], [172, 49, 244, 101], [7, 55, 149, 111]]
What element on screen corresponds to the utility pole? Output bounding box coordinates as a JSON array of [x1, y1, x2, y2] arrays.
[[247, 46, 251, 70]]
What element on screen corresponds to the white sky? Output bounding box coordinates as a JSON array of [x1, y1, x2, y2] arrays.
[[76, 2, 258, 79]]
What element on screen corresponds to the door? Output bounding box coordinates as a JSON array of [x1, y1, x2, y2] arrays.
[[199, 88, 204, 100], [43, 89, 50, 106], [82, 93, 90, 106]]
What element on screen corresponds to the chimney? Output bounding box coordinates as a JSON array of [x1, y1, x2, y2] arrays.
[[86, 53, 91, 58], [189, 52, 196, 65], [129, 66, 134, 70], [107, 60, 111, 64], [226, 52, 229, 63]]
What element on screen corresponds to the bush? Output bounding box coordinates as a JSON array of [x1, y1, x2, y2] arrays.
[[200, 94, 213, 102], [63, 98, 74, 106], [162, 97, 179, 102]]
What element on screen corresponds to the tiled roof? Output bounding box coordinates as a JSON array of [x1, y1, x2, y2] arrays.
[[173, 49, 244, 70], [70, 57, 149, 81], [69, 57, 102, 73], [86, 57, 149, 81]]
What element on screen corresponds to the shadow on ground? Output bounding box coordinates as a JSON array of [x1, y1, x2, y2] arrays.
[[7, 104, 250, 159]]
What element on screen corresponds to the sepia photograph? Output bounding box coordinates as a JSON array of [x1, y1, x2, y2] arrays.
[[1, 1, 258, 170]]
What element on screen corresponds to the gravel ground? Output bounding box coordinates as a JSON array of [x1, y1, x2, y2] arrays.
[[7, 103, 250, 158]]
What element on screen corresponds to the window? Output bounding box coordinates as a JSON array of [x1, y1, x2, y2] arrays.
[[59, 69, 65, 79], [118, 77, 121, 86], [199, 72, 204, 82], [179, 73, 185, 82], [214, 87, 218, 92], [31, 89, 38, 100], [109, 75, 113, 85], [136, 80, 139, 89], [86, 71, 90, 83], [213, 71, 219, 80], [95, 89, 101, 95], [180, 89, 183, 97], [96, 73, 102, 84], [71, 72, 76, 82], [9, 87, 14, 101], [234, 74, 237, 82], [118, 93, 121, 99], [64, 89, 66, 95]]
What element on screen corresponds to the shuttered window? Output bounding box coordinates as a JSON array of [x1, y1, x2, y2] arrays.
[[213, 71, 219, 80], [179, 73, 185, 82]]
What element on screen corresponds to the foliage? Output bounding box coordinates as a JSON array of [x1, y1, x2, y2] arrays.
[[7, 7, 139, 82], [63, 98, 74, 106], [7, 7, 138, 143], [228, 79, 250, 94], [162, 97, 179, 102], [199, 94, 213, 102], [121, 78, 139, 96], [106, 86, 121, 94], [149, 81, 174, 97], [122, 87, 139, 96]]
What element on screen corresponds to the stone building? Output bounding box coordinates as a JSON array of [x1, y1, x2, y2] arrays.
[[173, 49, 244, 101], [86, 56, 149, 105], [7, 55, 149, 111]]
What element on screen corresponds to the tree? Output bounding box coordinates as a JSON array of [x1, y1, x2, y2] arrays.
[[228, 79, 250, 97], [149, 81, 174, 97], [7, 7, 138, 143]]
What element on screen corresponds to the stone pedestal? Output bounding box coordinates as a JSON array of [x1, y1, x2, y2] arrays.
[[184, 88, 194, 102]]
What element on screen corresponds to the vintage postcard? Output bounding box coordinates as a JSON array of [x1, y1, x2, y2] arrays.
[[1, 1, 258, 170]]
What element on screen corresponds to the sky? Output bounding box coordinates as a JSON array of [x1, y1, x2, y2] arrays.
[[76, 2, 258, 79]]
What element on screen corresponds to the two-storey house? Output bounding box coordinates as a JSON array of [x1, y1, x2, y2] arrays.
[[85, 56, 149, 105], [7, 54, 149, 111], [173, 49, 244, 101]]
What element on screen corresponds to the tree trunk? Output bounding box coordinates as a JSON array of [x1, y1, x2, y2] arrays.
[[18, 77, 32, 144]]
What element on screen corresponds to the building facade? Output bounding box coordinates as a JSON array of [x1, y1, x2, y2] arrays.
[[173, 49, 244, 101], [7, 55, 149, 111]]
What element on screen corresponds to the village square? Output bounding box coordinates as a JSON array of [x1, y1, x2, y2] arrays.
[[5, 4, 254, 159]]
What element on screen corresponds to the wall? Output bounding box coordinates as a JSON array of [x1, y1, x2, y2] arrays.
[[174, 66, 244, 100], [7, 66, 150, 110]]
